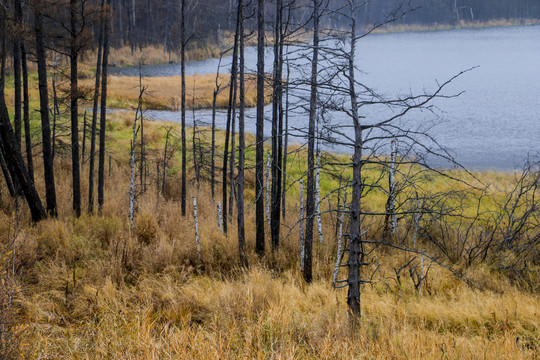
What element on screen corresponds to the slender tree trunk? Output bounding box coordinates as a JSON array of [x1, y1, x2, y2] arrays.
[[180, 0, 186, 216], [237, 0, 248, 267], [70, 0, 81, 217], [98, 0, 111, 213], [316, 150, 323, 243], [303, 0, 319, 282], [35, 8, 58, 217], [255, 0, 265, 256], [228, 75, 238, 220], [281, 54, 290, 219], [51, 52, 59, 160], [211, 87, 217, 199], [81, 111, 87, 166], [13, 0, 23, 147], [89, 3, 104, 213], [21, 44, 33, 183], [270, 0, 283, 250], [346, 9, 364, 316], [0, 143, 16, 198], [222, 8, 241, 234]]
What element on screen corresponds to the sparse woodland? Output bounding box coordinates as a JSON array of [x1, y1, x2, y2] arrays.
[[0, 0, 539, 359]]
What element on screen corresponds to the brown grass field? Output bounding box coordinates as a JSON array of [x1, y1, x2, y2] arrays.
[[0, 110, 538, 359], [78, 73, 271, 111]]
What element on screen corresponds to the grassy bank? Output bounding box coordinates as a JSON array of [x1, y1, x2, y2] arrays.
[[78, 73, 271, 111], [0, 109, 538, 358]]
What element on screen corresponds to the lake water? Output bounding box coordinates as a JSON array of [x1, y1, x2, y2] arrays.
[[110, 25, 540, 171]]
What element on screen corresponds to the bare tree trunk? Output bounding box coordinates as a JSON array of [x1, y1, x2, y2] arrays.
[[222, 7, 240, 234], [98, 0, 111, 214], [0, 42, 46, 221], [193, 197, 202, 261], [237, 0, 248, 267], [384, 139, 397, 239], [270, 0, 283, 250], [265, 150, 271, 227], [346, 7, 364, 316], [21, 44, 33, 183], [316, 150, 323, 243], [13, 0, 22, 146], [332, 190, 347, 288], [81, 111, 87, 167], [255, 0, 266, 256], [299, 179, 305, 269], [35, 8, 57, 217], [51, 52, 59, 160], [88, 6, 104, 213], [180, 0, 186, 216], [303, 0, 319, 282], [70, 0, 81, 217], [281, 54, 290, 219], [161, 127, 172, 195], [217, 202, 223, 231]]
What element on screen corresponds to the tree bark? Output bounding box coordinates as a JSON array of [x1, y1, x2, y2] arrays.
[[70, 0, 81, 217], [255, 0, 266, 255], [89, 2, 104, 213], [13, 0, 23, 146], [346, 8, 363, 316], [98, 0, 111, 214], [303, 0, 319, 283], [21, 44, 33, 183], [180, 0, 186, 216], [237, 0, 248, 267], [222, 7, 240, 234], [35, 7, 58, 217], [270, 0, 283, 250]]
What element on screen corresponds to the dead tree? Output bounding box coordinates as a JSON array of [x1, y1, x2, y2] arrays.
[[180, 0, 187, 216], [98, 0, 111, 214], [89, 2, 104, 213], [255, 0, 266, 256], [34, 4, 57, 217], [303, 0, 320, 283], [236, 0, 248, 267]]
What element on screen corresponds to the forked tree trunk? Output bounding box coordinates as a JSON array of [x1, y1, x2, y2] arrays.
[[88, 6, 104, 213], [222, 7, 240, 233]]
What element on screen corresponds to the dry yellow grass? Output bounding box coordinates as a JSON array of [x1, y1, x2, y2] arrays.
[[79, 74, 271, 111], [0, 112, 538, 359]]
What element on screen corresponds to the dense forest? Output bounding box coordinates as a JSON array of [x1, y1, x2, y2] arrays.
[[0, 0, 539, 358]]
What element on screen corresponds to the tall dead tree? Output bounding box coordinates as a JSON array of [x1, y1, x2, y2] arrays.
[[88, 0, 105, 214], [0, 34, 46, 221], [236, 0, 248, 267], [270, 0, 284, 250], [303, 0, 319, 282], [222, 5, 240, 234], [13, 0, 22, 146], [255, 0, 266, 255], [20, 8, 33, 181], [98, 0, 111, 213], [70, 0, 82, 217], [34, 4, 57, 217], [180, 0, 186, 216]]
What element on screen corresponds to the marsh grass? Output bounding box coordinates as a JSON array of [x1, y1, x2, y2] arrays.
[[1, 87, 539, 359]]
